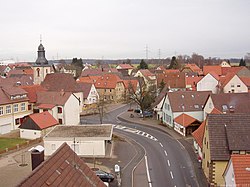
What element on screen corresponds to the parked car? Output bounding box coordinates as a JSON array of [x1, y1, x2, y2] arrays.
[[94, 170, 115, 182], [140, 111, 153, 118], [134, 108, 142, 113]]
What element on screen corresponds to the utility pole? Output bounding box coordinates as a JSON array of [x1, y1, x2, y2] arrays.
[[145, 45, 149, 60], [158, 49, 161, 60]]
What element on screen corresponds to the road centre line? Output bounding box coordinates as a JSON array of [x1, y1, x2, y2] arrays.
[[159, 142, 163, 147], [164, 150, 168, 156], [170, 171, 174, 179], [167, 160, 170, 167]]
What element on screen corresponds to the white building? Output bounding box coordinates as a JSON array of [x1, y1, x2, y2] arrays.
[[37, 91, 80, 125], [43, 124, 113, 157], [221, 74, 248, 93], [197, 72, 219, 93]]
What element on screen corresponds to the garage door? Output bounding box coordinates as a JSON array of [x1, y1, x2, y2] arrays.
[[0, 124, 11, 134]]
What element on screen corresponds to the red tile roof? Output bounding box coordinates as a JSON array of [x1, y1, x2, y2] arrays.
[[164, 69, 180, 74], [117, 64, 134, 69], [208, 71, 220, 81], [21, 85, 46, 103], [220, 73, 238, 88], [139, 69, 154, 77], [185, 76, 202, 89], [0, 85, 29, 105], [240, 77, 250, 87], [76, 82, 93, 98], [231, 154, 250, 185], [203, 65, 222, 76], [192, 120, 206, 148], [37, 91, 72, 106], [174, 113, 200, 127], [123, 79, 138, 90], [19, 111, 58, 130], [184, 64, 203, 75], [157, 72, 186, 89], [221, 66, 244, 76], [18, 143, 106, 187], [37, 104, 55, 109], [94, 73, 123, 89], [77, 75, 100, 84]]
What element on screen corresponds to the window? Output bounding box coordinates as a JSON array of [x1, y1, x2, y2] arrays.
[[237, 84, 241, 87], [59, 118, 63, 124], [14, 104, 18, 113], [110, 89, 112, 92], [207, 161, 209, 168], [21, 103, 26, 111], [37, 68, 40, 77], [231, 84, 234, 88], [51, 144, 56, 150], [6, 105, 11, 114], [57, 107, 62, 114], [15, 118, 20, 125], [28, 104, 32, 110], [0, 107, 3, 115]]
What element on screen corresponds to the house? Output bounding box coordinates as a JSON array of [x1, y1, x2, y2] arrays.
[[76, 82, 99, 106], [21, 85, 47, 112], [37, 91, 80, 125], [185, 75, 202, 91], [58, 64, 77, 77], [18, 143, 106, 187], [152, 86, 168, 121], [134, 69, 156, 90], [220, 73, 248, 93], [156, 72, 186, 91], [220, 61, 231, 67], [162, 91, 211, 127], [43, 125, 113, 157], [0, 85, 32, 134], [94, 73, 126, 102], [19, 111, 58, 140], [192, 109, 222, 160], [181, 64, 203, 76], [223, 154, 250, 187], [202, 114, 250, 186], [203, 92, 250, 119], [41, 73, 83, 112], [116, 64, 134, 75], [0, 74, 33, 87], [197, 72, 219, 93], [173, 113, 201, 136]]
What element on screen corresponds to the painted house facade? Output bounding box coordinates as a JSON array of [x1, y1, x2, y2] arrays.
[[0, 85, 32, 134], [197, 72, 219, 93], [37, 91, 80, 125]]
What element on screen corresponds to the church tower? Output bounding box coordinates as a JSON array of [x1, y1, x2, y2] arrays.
[[33, 40, 52, 85]]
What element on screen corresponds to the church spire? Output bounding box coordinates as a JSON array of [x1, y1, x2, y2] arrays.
[[35, 36, 48, 65]]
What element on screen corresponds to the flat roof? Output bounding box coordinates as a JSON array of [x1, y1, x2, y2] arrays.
[[45, 124, 113, 138]]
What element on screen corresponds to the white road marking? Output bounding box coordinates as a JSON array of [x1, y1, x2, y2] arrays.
[[176, 139, 185, 150], [167, 160, 171, 167], [170, 171, 174, 179], [145, 156, 153, 187], [159, 142, 163, 147], [164, 150, 168, 156]]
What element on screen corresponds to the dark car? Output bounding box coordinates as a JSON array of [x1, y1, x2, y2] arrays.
[[95, 170, 115, 182], [134, 108, 142, 113], [140, 111, 153, 118]]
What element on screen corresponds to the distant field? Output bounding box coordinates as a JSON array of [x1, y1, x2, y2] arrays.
[[0, 138, 27, 151]]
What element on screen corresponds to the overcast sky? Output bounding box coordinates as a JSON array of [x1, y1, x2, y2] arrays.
[[0, 0, 250, 61]]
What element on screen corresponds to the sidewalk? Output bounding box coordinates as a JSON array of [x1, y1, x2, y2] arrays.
[[118, 110, 207, 187]]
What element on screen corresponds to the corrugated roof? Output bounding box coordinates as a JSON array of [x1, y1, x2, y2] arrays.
[[18, 143, 106, 187]]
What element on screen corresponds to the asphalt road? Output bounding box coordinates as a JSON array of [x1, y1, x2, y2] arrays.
[[81, 104, 199, 187]]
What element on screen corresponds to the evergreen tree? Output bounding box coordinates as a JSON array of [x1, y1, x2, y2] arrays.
[[159, 79, 166, 93], [239, 58, 246, 66], [169, 56, 180, 69], [138, 59, 148, 69]]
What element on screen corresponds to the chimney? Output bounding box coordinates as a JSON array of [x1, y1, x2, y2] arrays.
[[29, 145, 45, 170], [60, 89, 65, 96], [229, 105, 235, 113]]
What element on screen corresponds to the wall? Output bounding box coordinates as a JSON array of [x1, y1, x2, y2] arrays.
[[223, 75, 248, 93], [203, 97, 215, 119], [64, 94, 80, 125], [224, 160, 236, 187], [85, 84, 99, 105], [44, 139, 105, 157], [214, 161, 228, 186], [197, 74, 218, 94], [20, 129, 41, 140]]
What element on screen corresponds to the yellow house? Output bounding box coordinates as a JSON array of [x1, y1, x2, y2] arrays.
[[202, 114, 250, 187], [0, 85, 32, 134]]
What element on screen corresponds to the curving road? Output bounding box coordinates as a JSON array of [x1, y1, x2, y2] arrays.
[[81, 104, 199, 187]]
